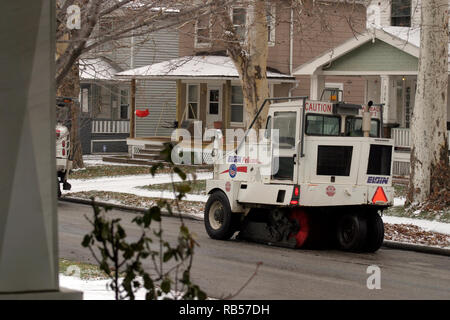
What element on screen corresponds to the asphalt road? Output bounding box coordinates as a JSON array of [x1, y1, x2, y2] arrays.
[[58, 201, 450, 299]]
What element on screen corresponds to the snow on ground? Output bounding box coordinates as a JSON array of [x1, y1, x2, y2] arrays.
[[393, 197, 406, 207], [63, 172, 212, 202], [382, 215, 450, 236], [60, 275, 183, 300]]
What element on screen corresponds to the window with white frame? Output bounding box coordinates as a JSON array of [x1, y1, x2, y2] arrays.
[[80, 86, 90, 113], [231, 2, 275, 45], [266, 3, 276, 46], [323, 83, 344, 101], [195, 14, 211, 48], [187, 84, 199, 119], [120, 89, 129, 120], [391, 0, 411, 27], [231, 86, 244, 124], [232, 7, 247, 41]]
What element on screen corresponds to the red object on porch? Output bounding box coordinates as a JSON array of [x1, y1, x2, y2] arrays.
[[135, 109, 149, 117]]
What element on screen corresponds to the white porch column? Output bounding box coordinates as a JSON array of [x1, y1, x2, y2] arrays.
[[0, 1, 81, 299], [380, 75, 398, 124], [310, 74, 325, 100]]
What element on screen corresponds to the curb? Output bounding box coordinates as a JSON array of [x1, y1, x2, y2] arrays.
[[59, 196, 203, 222], [382, 240, 450, 257], [60, 197, 450, 257]]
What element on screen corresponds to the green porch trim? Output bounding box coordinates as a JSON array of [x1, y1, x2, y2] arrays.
[[324, 39, 418, 73]]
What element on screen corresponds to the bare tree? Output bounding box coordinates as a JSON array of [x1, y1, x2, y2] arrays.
[[56, 0, 229, 167], [200, 0, 365, 130], [408, 0, 449, 208], [215, 0, 270, 130]]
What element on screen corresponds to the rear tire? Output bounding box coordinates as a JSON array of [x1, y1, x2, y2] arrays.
[[364, 211, 384, 252], [204, 191, 237, 240], [336, 213, 367, 252]]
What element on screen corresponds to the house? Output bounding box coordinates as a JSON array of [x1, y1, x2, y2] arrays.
[[79, 25, 179, 155], [294, 0, 450, 176], [117, 0, 368, 158]]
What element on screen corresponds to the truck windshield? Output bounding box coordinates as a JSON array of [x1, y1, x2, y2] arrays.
[[273, 111, 296, 149], [305, 114, 340, 136], [345, 117, 379, 137]]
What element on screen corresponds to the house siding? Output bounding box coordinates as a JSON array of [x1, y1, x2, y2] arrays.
[[178, 0, 367, 110], [325, 39, 418, 72], [133, 28, 179, 138]]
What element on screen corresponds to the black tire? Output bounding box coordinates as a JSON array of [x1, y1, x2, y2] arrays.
[[204, 191, 236, 240], [336, 213, 367, 252], [364, 212, 385, 252]]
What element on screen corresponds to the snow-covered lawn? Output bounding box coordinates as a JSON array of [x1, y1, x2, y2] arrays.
[[60, 275, 184, 300], [63, 172, 212, 203], [382, 215, 450, 235], [393, 197, 406, 207]]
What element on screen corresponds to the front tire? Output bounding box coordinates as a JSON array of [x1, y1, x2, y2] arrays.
[[204, 191, 236, 240], [336, 213, 367, 252]]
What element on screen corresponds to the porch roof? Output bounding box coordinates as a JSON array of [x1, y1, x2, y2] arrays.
[[115, 55, 296, 82], [293, 27, 450, 76], [79, 58, 124, 81]]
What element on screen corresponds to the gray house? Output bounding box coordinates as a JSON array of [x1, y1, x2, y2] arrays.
[[79, 27, 179, 154]]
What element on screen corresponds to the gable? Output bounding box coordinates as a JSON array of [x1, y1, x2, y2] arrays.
[[324, 39, 418, 72]]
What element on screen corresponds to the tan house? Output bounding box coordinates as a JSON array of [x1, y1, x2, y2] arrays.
[[293, 0, 450, 176], [117, 0, 367, 155]]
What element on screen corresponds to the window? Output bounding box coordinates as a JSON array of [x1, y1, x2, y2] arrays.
[[322, 83, 343, 101], [391, 0, 411, 27], [367, 145, 392, 176], [80, 86, 90, 113], [231, 86, 244, 124], [120, 89, 129, 120], [232, 7, 247, 41], [345, 117, 380, 137], [306, 115, 340, 136], [187, 84, 199, 119], [317, 146, 353, 176], [231, 3, 275, 44], [195, 14, 211, 48], [266, 3, 276, 46], [273, 111, 297, 149]]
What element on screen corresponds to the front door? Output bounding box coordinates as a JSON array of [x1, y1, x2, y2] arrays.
[[270, 110, 300, 184], [206, 86, 222, 128]]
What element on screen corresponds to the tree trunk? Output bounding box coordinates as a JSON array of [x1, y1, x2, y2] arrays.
[[408, 0, 448, 206], [241, 0, 270, 131], [57, 63, 84, 169], [222, 0, 270, 132]]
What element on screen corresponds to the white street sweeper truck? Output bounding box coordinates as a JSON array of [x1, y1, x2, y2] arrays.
[[204, 92, 393, 252]]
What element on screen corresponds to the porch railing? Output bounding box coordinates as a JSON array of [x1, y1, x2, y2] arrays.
[[92, 120, 130, 134], [392, 128, 450, 149]]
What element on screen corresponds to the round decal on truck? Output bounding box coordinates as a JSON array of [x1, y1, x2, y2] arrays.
[[229, 164, 237, 178], [326, 185, 336, 197]]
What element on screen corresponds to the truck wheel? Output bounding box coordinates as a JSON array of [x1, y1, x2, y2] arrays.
[[336, 213, 367, 252], [204, 191, 236, 240], [364, 212, 384, 252]]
